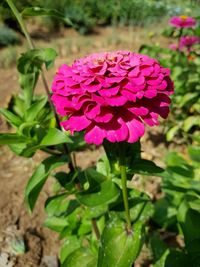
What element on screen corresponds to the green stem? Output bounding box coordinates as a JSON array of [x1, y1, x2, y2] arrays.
[[119, 143, 132, 233], [6, 0, 76, 173], [6, 0, 34, 49]]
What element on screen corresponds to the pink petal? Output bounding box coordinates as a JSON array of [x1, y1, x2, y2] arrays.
[[106, 95, 127, 106], [144, 90, 157, 98], [126, 118, 145, 143], [61, 114, 91, 133], [128, 66, 140, 77], [51, 95, 74, 115], [105, 118, 129, 143], [132, 76, 145, 85], [81, 83, 102, 92], [128, 106, 149, 116], [121, 89, 137, 102], [84, 125, 105, 145], [99, 86, 120, 97], [84, 104, 101, 119]]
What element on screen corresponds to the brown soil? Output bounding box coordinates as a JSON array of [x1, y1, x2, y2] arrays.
[[0, 25, 177, 267]]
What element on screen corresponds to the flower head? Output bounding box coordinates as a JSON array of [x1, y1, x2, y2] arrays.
[[169, 16, 196, 28], [52, 51, 174, 145], [169, 43, 179, 51], [179, 35, 200, 50]]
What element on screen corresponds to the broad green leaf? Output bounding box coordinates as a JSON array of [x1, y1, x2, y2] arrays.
[[45, 193, 69, 217], [44, 216, 68, 232], [76, 180, 120, 207], [62, 248, 97, 267], [188, 146, 200, 163], [131, 159, 164, 176], [24, 96, 47, 121], [98, 219, 144, 267], [0, 108, 22, 127], [21, 7, 72, 26], [60, 236, 80, 264], [0, 133, 29, 144], [40, 128, 72, 146], [25, 155, 68, 212]]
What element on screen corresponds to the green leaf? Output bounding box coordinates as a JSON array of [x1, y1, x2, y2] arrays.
[[17, 48, 57, 77], [53, 171, 77, 190], [21, 7, 72, 26], [150, 233, 169, 267], [0, 108, 22, 127], [132, 159, 164, 176], [166, 125, 179, 141], [76, 180, 120, 207], [98, 219, 144, 267], [183, 116, 200, 132], [40, 128, 72, 146], [96, 155, 111, 177], [25, 155, 68, 212], [44, 216, 68, 232], [177, 200, 200, 245], [62, 248, 97, 267], [60, 236, 81, 264], [0, 133, 29, 144], [153, 198, 177, 228], [188, 146, 200, 163], [45, 193, 69, 217], [165, 250, 190, 267], [178, 92, 199, 107], [24, 96, 47, 121], [19, 73, 39, 107]]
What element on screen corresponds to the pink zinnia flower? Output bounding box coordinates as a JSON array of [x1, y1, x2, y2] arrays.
[[169, 16, 196, 28], [169, 44, 179, 51], [179, 36, 200, 50], [51, 51, 174, 145]]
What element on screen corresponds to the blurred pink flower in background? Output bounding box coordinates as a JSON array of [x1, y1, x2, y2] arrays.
[[52, 51, 174, 145], [179, 36, 200, 50], [169, 16, 196, 28], [169, 44, 179, 51]]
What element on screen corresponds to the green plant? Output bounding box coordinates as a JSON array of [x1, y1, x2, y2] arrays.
[[150, 141, 200, 266]]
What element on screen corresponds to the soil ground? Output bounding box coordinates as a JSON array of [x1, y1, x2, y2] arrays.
[[0, 24, 180, 267]]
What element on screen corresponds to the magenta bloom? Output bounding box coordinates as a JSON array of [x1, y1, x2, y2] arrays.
[[51, 51, 174, 145], [169, 16, 196, 28], [169, 44, 179, 51], [179, 36, 200, 50]]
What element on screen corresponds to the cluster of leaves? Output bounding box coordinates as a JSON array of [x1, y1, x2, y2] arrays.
[[150, 138, 200, 267], [140, 21, 200, 143], [27, 140, 164, 266]]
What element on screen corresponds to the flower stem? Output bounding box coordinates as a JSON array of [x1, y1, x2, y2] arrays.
[[6, 0, 34, 49], [91, 219, 100, 240], [6, 0, 76, 172], [118, 143, 132, 233]]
